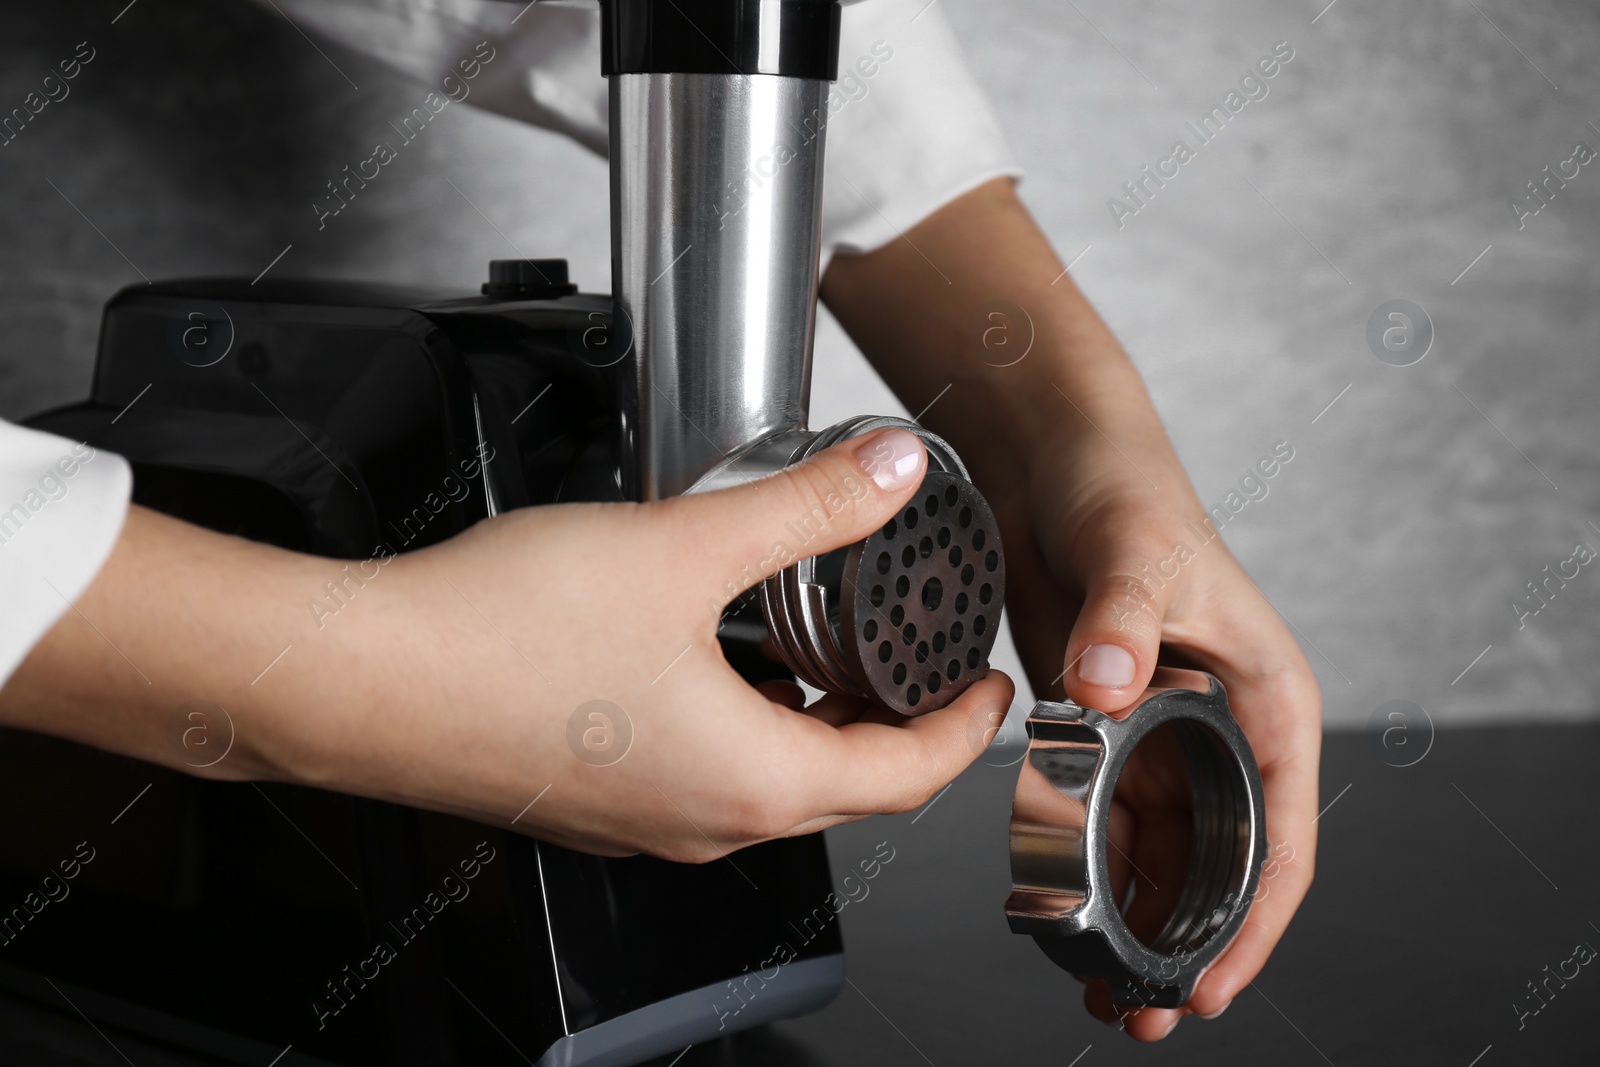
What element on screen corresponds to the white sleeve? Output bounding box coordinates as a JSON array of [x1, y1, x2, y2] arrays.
[[259, 0, 1019, 257], [258, 0, 611, 155], [820, 0, 1024, 262], [0, 421, 132, 688]]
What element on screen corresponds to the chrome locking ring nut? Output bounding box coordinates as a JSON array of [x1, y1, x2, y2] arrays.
[[1005, 669, 1266, 1008]]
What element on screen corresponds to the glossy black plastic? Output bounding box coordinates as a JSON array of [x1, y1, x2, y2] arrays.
[[600, 0, 842, 79]]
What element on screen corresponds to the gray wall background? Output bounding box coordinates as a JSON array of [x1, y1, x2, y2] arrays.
[[1, 0, 1595, 729]]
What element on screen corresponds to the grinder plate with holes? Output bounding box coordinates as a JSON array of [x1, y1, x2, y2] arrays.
[[840, 471, 1005, 715]]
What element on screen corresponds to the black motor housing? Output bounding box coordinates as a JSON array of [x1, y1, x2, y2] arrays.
[[6, 265, 844, 1067]]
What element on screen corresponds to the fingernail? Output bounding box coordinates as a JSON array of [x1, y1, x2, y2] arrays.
[[855, 428, 924, 491], [1198, 1001, 1231, 1020], [1158, 1014, 1181, 1038], [1079, 644, 1136, 688]]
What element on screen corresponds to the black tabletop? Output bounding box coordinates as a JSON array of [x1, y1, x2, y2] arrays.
[[3, 725, 1596, 1066]]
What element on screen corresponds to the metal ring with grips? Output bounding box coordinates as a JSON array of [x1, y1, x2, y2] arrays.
[[1005, 669, 1266, 1008]]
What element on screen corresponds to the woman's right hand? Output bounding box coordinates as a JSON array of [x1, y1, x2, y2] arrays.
[[2, 428, 1014, 861]]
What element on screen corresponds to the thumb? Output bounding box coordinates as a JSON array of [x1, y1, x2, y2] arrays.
[[1061, 529, 1183, 715], [674, 426, 928, 603]]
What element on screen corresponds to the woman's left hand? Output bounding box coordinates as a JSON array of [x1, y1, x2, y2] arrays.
[[823, 176, 1323, 1041], [993, 405, 1322, 1039]]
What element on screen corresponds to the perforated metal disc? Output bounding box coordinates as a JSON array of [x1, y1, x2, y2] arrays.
[[839, 471, 1005, 716]]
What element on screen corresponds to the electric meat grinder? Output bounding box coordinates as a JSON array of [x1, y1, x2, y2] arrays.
[[1, 2, 1007, 1063]]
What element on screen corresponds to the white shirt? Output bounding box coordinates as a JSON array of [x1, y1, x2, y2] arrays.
[[0, 0, 1018, 687], [0, 423, 131, 685]]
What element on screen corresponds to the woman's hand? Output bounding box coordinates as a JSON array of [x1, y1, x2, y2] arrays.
[[292, 426, 1015, 858], [823, 177, 1322, 1039], [1, 428, 1014, 862], [998, 410, 1322, 1037]]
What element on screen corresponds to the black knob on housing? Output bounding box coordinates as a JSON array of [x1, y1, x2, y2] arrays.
[[483, 259, 578, 300]]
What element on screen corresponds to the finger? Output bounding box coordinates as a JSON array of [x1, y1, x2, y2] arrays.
[[1167, 605, 1323, 1019], [1184, 687, 1320, 1017], [757, 679, 808, 711], [1061, 522, 1186, 714], [786, 697, 933, 762], [1084, 982, 1183, 1041], [794, 690, 872, 727], [661, 427, 928, 606], [1105, 800, 1137, 904], [1112, 724, 1199, 947], [784, 669, 1016, 819], [1119, 806, 1193, 948]]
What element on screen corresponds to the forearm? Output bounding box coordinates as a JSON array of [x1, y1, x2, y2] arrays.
[[821, 178, 1185, 508], [0, 505, 324, 781]]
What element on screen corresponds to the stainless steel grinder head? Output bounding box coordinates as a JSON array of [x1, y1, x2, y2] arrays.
[[697, 416, 1005, 716]]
